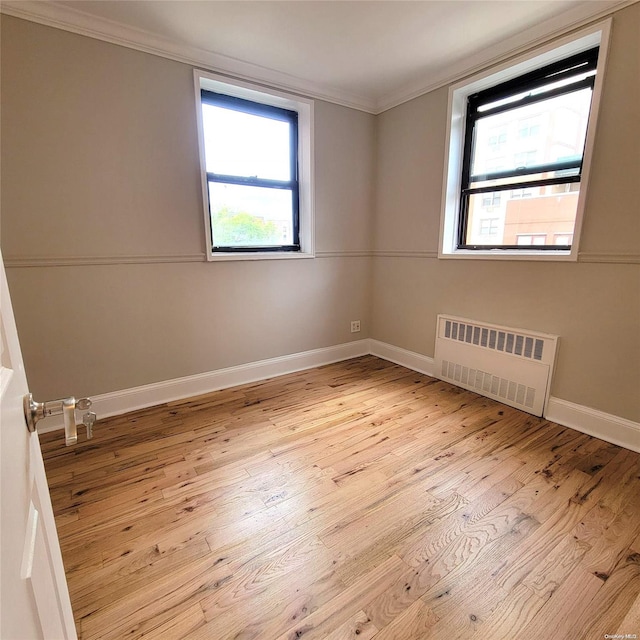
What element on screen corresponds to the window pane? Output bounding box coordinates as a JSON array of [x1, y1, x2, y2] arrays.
[[470, 167, 579, 190], [477, 69, 596, 114], [464, 184, 579, 246], [202, 104, 291, 181], [471, 88, 592, 179], [209, 183, 294, 247]]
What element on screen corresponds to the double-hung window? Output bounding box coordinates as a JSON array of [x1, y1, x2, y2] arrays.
[[459, 48, 597, 251], [439, 22, 610, 260], [201, 92, 299, 252], [194, 71, 314, 260]]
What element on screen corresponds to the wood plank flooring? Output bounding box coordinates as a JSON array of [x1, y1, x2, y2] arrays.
[[40, 356, 640, 639]]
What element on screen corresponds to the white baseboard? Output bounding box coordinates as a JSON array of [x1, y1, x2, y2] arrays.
[[37, 339, 370, 433], [369, 339, 435, 376], [38, 337, 640, 454], [545, 397, 640, 453]]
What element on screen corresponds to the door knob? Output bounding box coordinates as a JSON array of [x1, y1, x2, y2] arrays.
[[24, 394, 96, 446]]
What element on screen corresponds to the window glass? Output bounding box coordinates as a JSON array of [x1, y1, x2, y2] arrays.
[[471, 89, 592, 179], [459, 48, 597, 250], [200, 91, 299, 252], [202, 104, 292, 181], [208, 183, 294, 247]]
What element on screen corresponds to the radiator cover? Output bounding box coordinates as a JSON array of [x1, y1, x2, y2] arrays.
[[434, 315, 559, 417]]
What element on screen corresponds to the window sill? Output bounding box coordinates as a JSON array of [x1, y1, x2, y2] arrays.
[[439, 249, 575, 261], [207, 251, 315, 262]]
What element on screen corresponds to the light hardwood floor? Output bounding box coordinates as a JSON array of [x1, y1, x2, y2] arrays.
[[40, 356, 640, 639]]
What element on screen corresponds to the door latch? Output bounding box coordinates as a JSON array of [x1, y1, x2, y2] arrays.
[[24, 394, 97, 446]]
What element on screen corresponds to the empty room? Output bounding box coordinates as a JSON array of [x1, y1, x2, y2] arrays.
[[1, 1, 639, 638]]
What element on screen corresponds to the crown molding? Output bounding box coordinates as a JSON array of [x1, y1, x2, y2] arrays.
[[0, 0, 376, 114], [1, 0, 636, 115]]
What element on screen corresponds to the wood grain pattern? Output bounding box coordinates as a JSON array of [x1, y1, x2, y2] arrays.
[[40, 356, 640, 639]]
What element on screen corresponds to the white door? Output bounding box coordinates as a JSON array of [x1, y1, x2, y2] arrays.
[[0, 249, 77, 639]]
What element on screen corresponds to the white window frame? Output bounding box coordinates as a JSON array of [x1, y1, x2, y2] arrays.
[[438, 19, 611, 261], [194, 70, 315, 261]]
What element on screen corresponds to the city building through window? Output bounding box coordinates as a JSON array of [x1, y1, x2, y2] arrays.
[[438, 22, 609, 260], [479, 218, 500, 235], [458, 47, 598, 250]]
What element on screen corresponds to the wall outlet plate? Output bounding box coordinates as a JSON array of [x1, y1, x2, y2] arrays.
[[350, 320, 361, 333]]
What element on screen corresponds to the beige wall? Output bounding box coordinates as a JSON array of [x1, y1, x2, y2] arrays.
[[1, 16, 375, 399], [372, 2, 640, 421], [2, 6, 638, 423]]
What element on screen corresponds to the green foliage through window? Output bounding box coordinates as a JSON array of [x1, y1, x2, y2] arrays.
[[211, 206, 279, 246]]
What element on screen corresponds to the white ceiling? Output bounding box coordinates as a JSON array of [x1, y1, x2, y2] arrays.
[[2, 0, 629, 112]]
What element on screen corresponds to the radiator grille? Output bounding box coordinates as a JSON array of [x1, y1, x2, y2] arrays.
[[441, 359, 536, 409], [444, 319, 545, 362]]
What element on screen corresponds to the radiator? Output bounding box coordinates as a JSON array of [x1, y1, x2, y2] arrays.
[[434, 315, 559, 417]]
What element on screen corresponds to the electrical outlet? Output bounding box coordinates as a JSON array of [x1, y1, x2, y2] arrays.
[[350, 320, 361, 333]]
